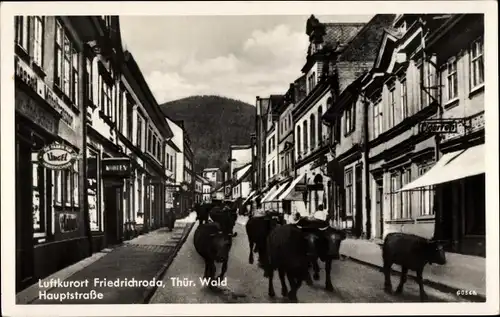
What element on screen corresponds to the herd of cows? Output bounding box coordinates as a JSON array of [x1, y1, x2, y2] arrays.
[[192, 200, 448, 302]]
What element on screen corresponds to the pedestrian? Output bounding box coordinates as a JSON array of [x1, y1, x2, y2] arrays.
[[253, 197, 266, 218]]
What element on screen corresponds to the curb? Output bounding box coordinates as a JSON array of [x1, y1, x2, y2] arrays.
[[342, 254, 487, 302], [141, 222, 196, 304]]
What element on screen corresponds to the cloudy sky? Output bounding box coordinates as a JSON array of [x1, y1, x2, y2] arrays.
[[119, 15, 373, 105]]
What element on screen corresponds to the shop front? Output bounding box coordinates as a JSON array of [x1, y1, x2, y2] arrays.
[[101, 157, 132, 246], [15, 58, 87, 292]]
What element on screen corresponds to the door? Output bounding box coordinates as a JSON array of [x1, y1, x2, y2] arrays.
[[354, 164, 363, 237], [375, 177, 384, 239], [104, 184, 121, 246], [16, 134, 35, 292]]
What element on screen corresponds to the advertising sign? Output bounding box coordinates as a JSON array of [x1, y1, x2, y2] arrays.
[[418, 119, 461, 134], [101, 157, 132, 178], [59, 213, 79, 233], [38, 143, 77, 170]]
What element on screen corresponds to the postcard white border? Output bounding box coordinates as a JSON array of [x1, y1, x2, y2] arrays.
[[1, 1, 498, 316]]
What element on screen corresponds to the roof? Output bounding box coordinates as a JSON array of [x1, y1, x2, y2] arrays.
[[269, 95, 285, 114], [167, 139, 181, 153], [196, 174, 211, 184], [230, 144, 251, 150], [203, 167, 220, 171], [322, 23, 366, 50], [235, 164, 252, 184], [233, 162, 252, 175]]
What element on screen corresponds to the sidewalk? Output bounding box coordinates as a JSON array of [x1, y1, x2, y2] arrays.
[[16, 221, 195, 305], [339, 238, 486, 300]]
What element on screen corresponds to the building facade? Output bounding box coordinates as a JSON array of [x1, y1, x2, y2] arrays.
[[202, 167, 222, 188], [14, 15, 175, 292]]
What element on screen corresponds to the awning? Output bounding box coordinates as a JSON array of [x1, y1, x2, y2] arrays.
[[263, 180, 291, 203], [242, 190, 256, 205], [278, 173, 306, 201], [398, 144, 484, 192], [262, 184, 281, 202]]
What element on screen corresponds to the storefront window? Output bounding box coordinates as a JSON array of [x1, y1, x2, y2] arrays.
[[87, 148, 101, 231], [32, 152, 46, 237], [345, 169, 353, 216]]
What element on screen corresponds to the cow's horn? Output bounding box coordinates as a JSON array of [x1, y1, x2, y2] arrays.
[[296, 225, 302, 229], [319, 226, 329, 231]]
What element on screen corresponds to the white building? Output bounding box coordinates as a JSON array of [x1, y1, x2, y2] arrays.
[[229, 145, 252, 177], [232, 163, 252, 200]]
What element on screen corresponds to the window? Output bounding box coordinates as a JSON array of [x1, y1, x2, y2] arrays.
[[15, 16, 29, 51], [86, 58, 93, 103], [136, 115, 143, 149], [373, 98, 383, 138], [317, 107, 323, 144], [310, 114, 316, 149], [33, 16, 44, 66], [303, 120, 308, 152], [400, 78, 408, 119], [390, 173, 399, 219], [446, 57, 458, 100], [281, 156, 284, 172], [54, 170, 63, 206], [126, 95, 134, 140], [272, 160, 275, 175], [55, 21, 79, 105], [87, 148, 101, 231], [345, 102, 355, 134], [401, 169, 411, 219], [268, 139, 271, 154], [418, 164, 435, 216], [65, 169, 72, 207], [101, 79, 111, 116], [296, 125, 301, 155], [73, 162, 79, 207], [416, 63, 422, 109], [148, 128, 153, 153], [470, 38, 484, 89], [389, 87, 396, 128], [32, 152, 47, 237], [345, 169, 353, 216]]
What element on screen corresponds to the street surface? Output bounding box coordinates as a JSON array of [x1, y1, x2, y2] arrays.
[[150, 215, 468, 303]]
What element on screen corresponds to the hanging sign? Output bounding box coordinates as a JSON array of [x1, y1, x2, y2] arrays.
[[418, 119, 461, 134], [102, 157, 132, 178], [38, 143, 77, 170]]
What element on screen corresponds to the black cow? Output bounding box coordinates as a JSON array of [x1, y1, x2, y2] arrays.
[[246, 210, 285, 269], [295, 217, 347, 292], [193, 221, 233, 282], [382, 232, 446, 301], [195, 203, 212, 225], [210, 205, 238, 237], [265, 224, 310, 302]]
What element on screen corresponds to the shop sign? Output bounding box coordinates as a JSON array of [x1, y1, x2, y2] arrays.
[[38, 143, 77, 170], [295, 184, 307, 192], [102, 157, 132, 178], [15, 57, 75, 128], [15, 91, 58, 135], [59, 213, 79, 233], [419, 119, 460, 134]]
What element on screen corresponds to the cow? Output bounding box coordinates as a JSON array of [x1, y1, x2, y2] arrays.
[[265, 224, 310, 302], [209, 205, 238, 237], [382, 232, 446, 301], [195, 203, 212, 225], [193, 221, 234, 282], [246, 210, 285, 269], [295, 217, 347, 292]]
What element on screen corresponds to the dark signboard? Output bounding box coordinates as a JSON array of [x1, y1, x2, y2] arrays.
[[102, 157, 132, 178], [419, 119, 461, 134], [295, 184, 307, 192], [59, 213, 78, 233]]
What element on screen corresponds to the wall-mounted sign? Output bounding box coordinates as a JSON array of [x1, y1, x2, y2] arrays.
[[295, 184, 308, 192], [38, 143, 77, 170], [419, 119, 461, 134], [15, 57, 75, 128], [102, 157, 132, 178], [59, 213, 79, 233], [15, 90, 58, 135]]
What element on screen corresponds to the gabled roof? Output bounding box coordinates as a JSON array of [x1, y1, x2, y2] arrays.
[[323, 23, 366, 50], [233, 162, 252, 174], [167, 139, 181, 153]]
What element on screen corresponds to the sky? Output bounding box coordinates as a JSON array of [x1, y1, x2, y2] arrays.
[[119, 15, 373, 105]]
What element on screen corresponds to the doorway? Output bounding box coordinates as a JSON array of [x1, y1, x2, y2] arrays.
[[16, 133, 35, 292], [103, 183, 123, 246], [375, 177, 384, 239]]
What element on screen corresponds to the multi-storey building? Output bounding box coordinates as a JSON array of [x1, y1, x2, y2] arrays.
[[392, 14, 485, 256], [229, 144, 252, 178], [231, 163, 252, 205], [321, 14, 396, 238], [183, 131, 195, 209], [288, 17, 365, 219], [202, 167, 222, 188], [165, 139, 180, 211], [200, 175, 212, 203], [14, 15, 174, 292], [194, 174, 203, 204]]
